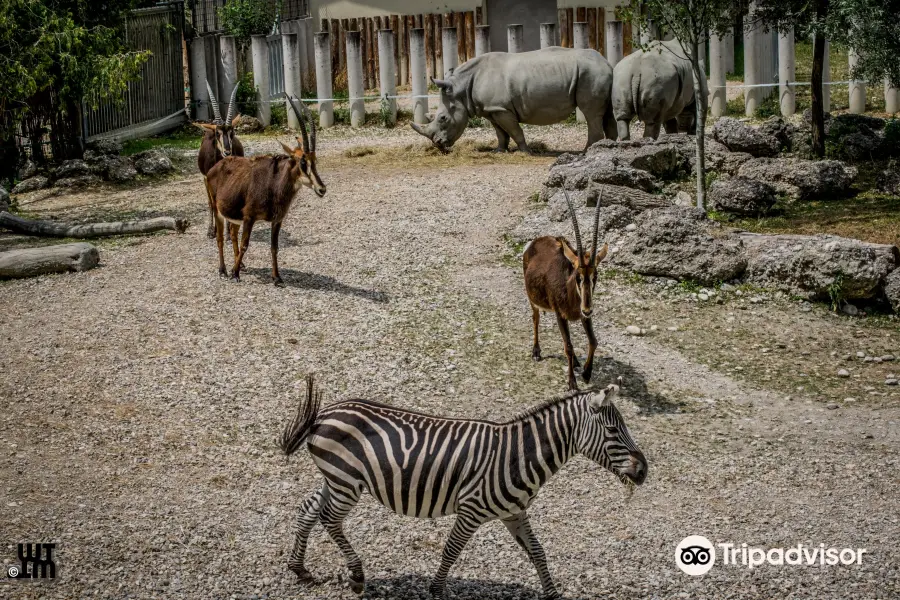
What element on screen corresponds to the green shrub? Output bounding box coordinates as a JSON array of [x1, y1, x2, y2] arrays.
[[235, 71, 258, 118], [218, 0, 276, 48]]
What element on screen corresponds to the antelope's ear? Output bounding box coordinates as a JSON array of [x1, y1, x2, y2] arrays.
[[231, 114, 241, 128], [558, 238, 580, 266], [595, 243, 609, 263], [195, 122, 217, 132], [279, 141, 294, 155]]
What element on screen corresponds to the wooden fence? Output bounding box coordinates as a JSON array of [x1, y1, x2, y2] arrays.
[[321, 6, 632, 92], [83, 4, 186, 141]]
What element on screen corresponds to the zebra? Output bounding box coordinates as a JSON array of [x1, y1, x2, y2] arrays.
[[279, 376, 648, 599]]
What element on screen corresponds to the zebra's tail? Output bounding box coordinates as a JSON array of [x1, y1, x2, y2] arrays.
[[280, 375, 322, 456]]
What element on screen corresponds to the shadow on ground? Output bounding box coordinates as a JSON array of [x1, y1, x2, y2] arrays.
[[242, 267, 388, 303], [359, 573, 593, 600]]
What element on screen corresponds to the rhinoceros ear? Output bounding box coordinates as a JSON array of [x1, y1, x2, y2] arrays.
[[431, 77, 452, 93]]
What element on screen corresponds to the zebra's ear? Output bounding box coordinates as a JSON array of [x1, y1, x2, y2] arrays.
[[588, 388, 608, 413]]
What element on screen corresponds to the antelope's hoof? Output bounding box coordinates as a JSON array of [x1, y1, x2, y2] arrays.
[[231, 273, 240, 282], [273, 276, 284, 287], [348, 574, 365, 594], [532, 348, 541, 362], [582, 367, 594, 383], [218, 267, 228, 278], [567, 379, 579, 392]]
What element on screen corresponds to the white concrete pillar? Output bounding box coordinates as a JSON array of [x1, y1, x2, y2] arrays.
[[606, 21, 623, 67], [204, 35, 220, 103], [475, 25, 491, 56], [346, 30, 365, 127], [886, 79, 899, 114], [848, 49, 865, 114], [709, 32, 727, 117], [778, 28, 795, 117], [282, 33, 300, 130], [744, 16, 759, 116], [540, 23, 557, 49], [442, 27, 458, 78], [378, 29, 397, 127], [823, 39, 831, 113], [507, 24, 524, 53], [724, 29, 734, 73], [250, 34, 271, 126], [410, 28, 428, 125], [190, 38, 209, 121], [314, 31, 334, 128], [573, 22, 589, 122], [219, 36, 239, 105]]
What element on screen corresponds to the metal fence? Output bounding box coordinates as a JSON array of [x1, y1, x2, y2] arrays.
[[267, 34, 285, 98], [83, 4, 186, 141], [189, 0, 308, 35]]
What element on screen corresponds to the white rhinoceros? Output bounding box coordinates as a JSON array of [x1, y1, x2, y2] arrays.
[[411, 47, 617, 153], [612, 39, 696, 140]]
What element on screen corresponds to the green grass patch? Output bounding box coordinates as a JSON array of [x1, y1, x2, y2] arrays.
[[122, 126, 202, 155]]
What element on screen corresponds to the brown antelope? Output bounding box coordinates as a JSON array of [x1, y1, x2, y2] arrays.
[[206, 96, 326, 285], [523, 190, 609, 390], [197, 81, 244, 238]]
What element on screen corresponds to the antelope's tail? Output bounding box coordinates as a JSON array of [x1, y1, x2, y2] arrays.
[[280, 375, 322, 456]]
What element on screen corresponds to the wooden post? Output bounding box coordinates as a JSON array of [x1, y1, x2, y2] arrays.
[[391, 15, 400, 86], [399, 15, 409, 86], [565, 8, 574, 48], [465, 11, 475, 60], [457, 12, 466, 64], [330, 19, 339, 83], [586, 8, 597, 50], [559, 9, 569, 47], [371, 18, 379, 89], [424, 14, 435, 79], [598, 8, 606, 56], [576, 7, 586, 23], [623, 19, 633, 55], [434, 15, 443, 79]]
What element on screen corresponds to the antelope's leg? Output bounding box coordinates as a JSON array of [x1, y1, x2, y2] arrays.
[[203, 177, 216, 239], [531, 305, 542, 361], [270, 221, 283, 285], [215, 212, 227, 277], [581, 317, 598, 383], [490, 110, 531, 154], [318, 486, 365, 594], [288, 485, 329, 581], [229, 223, 240, 264], [556, 313, 578, 391], [502, 512, 559, 600], [429, 510, 486, 599], [232, 217, 255, 281]]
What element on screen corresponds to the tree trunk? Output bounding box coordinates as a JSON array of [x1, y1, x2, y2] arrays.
[[0, 212, 189, 238], [0, 242, 99, 279], [810, 17, 828, 157], [691, 39, 709, 210]]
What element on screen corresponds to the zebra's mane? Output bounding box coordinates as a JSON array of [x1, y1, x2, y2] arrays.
[[504, 388, 595, 424]]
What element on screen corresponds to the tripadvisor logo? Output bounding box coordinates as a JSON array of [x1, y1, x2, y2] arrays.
[[676, 536, 868, 575]]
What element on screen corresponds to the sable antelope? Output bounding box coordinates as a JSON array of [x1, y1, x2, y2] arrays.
[[196, 81, 244, 238], [207, 96, 326, 285], [523, 190, 609, 390]]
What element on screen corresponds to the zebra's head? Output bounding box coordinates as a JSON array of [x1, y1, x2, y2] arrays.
[[578, 383, 647, 486]]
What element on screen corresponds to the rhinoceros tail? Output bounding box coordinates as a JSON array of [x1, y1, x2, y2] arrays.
[[631, 71, 641, 121]]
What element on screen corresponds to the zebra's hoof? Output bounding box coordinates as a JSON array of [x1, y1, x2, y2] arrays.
[[349, 574, 365, 594], [288, 564, 313, 582], [428, 582, 445, 599]]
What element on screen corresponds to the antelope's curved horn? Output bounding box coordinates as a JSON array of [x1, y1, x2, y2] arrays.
[[224, 84, 239, 124], [286, 95, 310, 153], [303, 99, 317, 152], [206, 81, 222, 123], [591, 186, 603, 258], [563, 189, 583, 256]]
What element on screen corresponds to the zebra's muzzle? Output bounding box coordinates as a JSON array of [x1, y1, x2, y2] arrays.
[[624, 450, 648, 485]]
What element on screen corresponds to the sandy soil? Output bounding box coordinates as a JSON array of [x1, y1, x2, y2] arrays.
[[1, 125, 898, 600]]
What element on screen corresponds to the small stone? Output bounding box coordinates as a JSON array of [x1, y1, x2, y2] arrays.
[[667, 326, 678, 331], [650, 325, 658, 332], [842, 354, 852, 361], [698, 293, 709, 301], [844, 397, 856, 403], [837, 369, 850, 377], [841, 302, 859, 316], [826, 403, 839, 410], [624, 223, 637, 232], [863, 356, 873, 362], [625, 325, 642, 336], [873, 357, 883, 363], [856, 351, 865, 358], [886, 379, 898, 386], [882, 355, 895, 361]]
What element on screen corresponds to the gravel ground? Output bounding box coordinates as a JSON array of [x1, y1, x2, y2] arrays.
[[1, 125, 899, 600]]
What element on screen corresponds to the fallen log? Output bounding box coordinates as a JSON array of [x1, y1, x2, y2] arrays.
[[0, 211, 188, 238], [0, 243, 99, 279], [586, 184, 672, 211]]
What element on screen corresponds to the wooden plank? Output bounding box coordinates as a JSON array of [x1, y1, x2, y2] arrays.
[[424, 13, 434, 79], [464, 11, 475, 60], [576, 7, 586, 23], [330, 18, 339, 83], [400, 15, 410, 86], [434, 13, 442, 77], [566, 8, 574, 48], [587, 8, 597, 50], [456, 12, 465, 64], [372, 17, 379, 88], [624, 19, 632, 55], [598, 8, 606, 56], [558, 9, 568, 47], [339, 19, 348, 84], [391, 15, 400, 86]]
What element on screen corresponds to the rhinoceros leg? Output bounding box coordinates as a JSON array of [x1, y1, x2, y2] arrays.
[[487, 118, 511, 152], [644, 122, 662, 139], [664, 118, 679, 134], [491, 111, 532, 154], [603, 110, 618, 140], [617, 119, 632, 141]]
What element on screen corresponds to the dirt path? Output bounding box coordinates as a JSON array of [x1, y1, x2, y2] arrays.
[[1, 128, 898, 600]]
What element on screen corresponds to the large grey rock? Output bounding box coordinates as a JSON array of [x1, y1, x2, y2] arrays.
[[878, 170, 900, 196], [586, 138, 688, 180], [54, 174, 101, 189], [235, 115, 264, 133], [757, 116, 795, 152], [711, 117, 780, 157], [18, 160, 37, 180], [545, 154, 659, 194], [737, 157, 857, 200], [87, 138, 123, 156], [608, 206, 747, 284], [55, 159, 91, 179], [885, 269, 900, 313], [840, 132, 880, 161], [0, 186, 9, 212], [12, 176, 49, 194], [132, 150, 175, 175], [89, 155, 137, 182], [705, 150, 753, 176], [738, 232, 898, 300], [710, 177, 777, 216]]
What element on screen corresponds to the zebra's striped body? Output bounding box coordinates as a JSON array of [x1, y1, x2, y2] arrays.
[[281, 379, 647, 599]]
